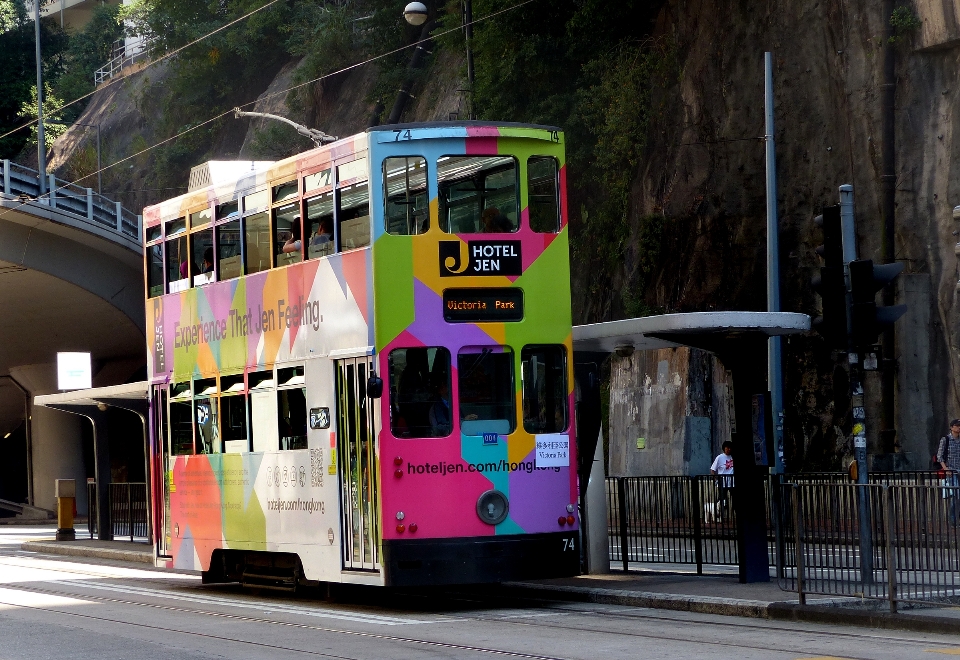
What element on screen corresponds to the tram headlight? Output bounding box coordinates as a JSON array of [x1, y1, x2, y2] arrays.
[[476, 490, 509, 525]]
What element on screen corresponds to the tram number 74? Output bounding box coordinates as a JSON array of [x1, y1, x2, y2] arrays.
[[393, 129, 413, 141], [562, 537, 576, 552]]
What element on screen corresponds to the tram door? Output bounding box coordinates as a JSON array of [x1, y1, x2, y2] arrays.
[[153, 385, 172, 557], [336, 357, 381, 571]]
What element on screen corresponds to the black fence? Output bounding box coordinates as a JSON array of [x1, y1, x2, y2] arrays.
[[607, 473, 960, 609], [87, 482, 149, 541], [606, 475, 772, 573]]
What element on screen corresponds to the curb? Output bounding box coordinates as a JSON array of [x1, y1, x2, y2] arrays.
[[502, 582, 960, 634], [21, 540, 154, 564]]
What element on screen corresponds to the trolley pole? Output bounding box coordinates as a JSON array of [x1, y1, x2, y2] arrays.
[[840, 184, 873, 583]]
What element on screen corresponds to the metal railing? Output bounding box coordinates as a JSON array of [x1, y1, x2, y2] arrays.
[[1, 159, 141, 243], [87, 482, 149, 541], [777, 481, 960, 611], [94, 37, 152, 85], [606, 476, 773, 573]]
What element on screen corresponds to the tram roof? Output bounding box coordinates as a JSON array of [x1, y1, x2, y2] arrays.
[[572, 312, 811, 355], [367, 120, 562, 133], [34, 381, 149, 409]]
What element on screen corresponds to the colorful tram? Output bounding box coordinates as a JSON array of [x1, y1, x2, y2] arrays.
[[143, 122, 579, 587]]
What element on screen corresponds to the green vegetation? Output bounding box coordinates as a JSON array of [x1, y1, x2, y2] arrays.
[[19, 82, 67, 148], [889, 6, 921, 44]]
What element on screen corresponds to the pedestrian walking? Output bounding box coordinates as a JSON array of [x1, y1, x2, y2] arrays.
[[936, 419, 960, 526], [708, 441, 734, 522]]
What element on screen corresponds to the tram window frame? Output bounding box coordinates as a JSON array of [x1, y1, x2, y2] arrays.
[[273, 201, 303, 268], [277, 365, 307, 450], [243, 211, 271, 275], [164, 217, 190, 294], [220, 373, 249, 454], [193, 377, 221, 455], [458, 346, 516, 436], [169, 381, 194, 455], [383, 156, 429, 236], [273, 180, 299, 204], [388, 347, 452, 439], [190, 207, 212, 230], [305, 191, 335, 260], [216, 199, 239, 221], [520, 345, 568, 434], [250, 369, 278, 453], [527, 156, 561, 233], [437, 155, 519, 234], [190, 227, 215, 287], [146, 240, 164, 298], [336, 158, 371, 252], [216, 218, 243, 280], [303, 168, 333, 195]]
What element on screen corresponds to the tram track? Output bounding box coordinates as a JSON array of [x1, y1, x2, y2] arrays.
[[1, 550, 956, 659]]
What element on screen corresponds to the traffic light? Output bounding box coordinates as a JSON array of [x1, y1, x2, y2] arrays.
[[848, 259, 907, 348], [812, 205, 848, 348]]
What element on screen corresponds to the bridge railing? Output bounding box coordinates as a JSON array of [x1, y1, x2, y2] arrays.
[[1, 159, 141, 244]]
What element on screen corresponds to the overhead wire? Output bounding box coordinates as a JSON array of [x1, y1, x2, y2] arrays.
[[10, 0, 540, 211]]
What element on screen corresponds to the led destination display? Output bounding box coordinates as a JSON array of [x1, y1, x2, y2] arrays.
[[442, 288, 524, 323]]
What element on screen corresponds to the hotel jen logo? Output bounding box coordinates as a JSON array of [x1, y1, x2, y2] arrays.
[[439, 240, 522, 277]]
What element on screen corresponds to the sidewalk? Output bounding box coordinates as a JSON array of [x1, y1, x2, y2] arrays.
[[16, 532, 960, 634]]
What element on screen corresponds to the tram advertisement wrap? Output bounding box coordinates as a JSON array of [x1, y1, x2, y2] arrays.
[[167, 449, 339, 572], [148, 251, 372, 382]]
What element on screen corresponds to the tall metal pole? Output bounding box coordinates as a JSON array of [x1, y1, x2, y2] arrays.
[[463, 0, 475, 119], [880, 0, 897, 454], [33, 0, 47, 197], [840, 183, 873, 583], [764, 52, 785, 474]]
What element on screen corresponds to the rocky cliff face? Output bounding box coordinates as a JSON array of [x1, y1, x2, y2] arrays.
[[618, 0, 960, 469]]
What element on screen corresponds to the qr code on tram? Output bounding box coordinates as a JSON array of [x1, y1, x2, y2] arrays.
[[310, 448, 324, 488]]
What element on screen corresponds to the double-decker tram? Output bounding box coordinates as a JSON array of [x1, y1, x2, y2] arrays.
[[143, 122, 578, 588]]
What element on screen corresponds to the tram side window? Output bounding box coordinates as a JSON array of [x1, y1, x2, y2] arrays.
[[169, 382, 193, 455], [191, 228, 214, 286], [388, 347, 451, 438], [458, 347, 515, 436], [306, 192, 335, 259], [338, 181, 371, 251], [165, 218, 189, 293], [217, 219, 243, 280], [521, 345, 568, 433], [528, 157, 560, 233], [250, 370, 278, 453], [244, 212, 271, 275], [194, 378, 220, 454], [221, 374, 248, 454], [277, 366, 307, 450], [383, 157, 428, 235], [438, 156, 518, 234], [146, 243, 163, 298], [273, 202, 302, 267]]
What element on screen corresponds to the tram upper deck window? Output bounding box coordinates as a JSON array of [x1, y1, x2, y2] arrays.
[[337, 161, 371, 251], [243, 189, 269, 214], [306, 192, 334, 259], [169, 382, 193, 455], [458, 347, 515, 436], [191, 228, 214, 286], [164, 218, 189, 293], [383, 157, 428, 235], [216, 200, 239, 220], [521, 345, 567, 433], [220, 374, 248, 454], [273, 180, 298, 204], [146, 242, 163, 298], [303, 168, 332, 194], [278, 366, 307, 450], [273, 202, 302, 267], [190, 208, 212, 229], [438, 156, 518, 234], [388, 347, 451, 438], [217, 219, 242, 280], [244, 212, 270, 275], [528, 157, 560, 233]]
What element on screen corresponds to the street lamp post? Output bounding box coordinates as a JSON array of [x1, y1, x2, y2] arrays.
[[33, 0, 47, 196], [73, 122, 101, 194], [403, 1, 475, 120]]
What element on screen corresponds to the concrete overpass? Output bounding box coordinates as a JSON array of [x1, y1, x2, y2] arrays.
[[0, 160, 145, 515]]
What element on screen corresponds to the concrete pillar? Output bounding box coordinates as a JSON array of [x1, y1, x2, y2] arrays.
[[9, 364, 87, 514]]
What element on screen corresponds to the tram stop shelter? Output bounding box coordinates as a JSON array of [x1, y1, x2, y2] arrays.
[[34, 381, 150, 542], [572, 312, 810, 583]]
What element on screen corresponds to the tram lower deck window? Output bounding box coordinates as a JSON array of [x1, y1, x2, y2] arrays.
[[521, 345, 568, 433], [458, 347, 515, 435], [388, 347, 451, 438]]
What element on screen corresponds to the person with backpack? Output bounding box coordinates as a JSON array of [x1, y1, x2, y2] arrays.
[[936, 419, 960, 526]]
